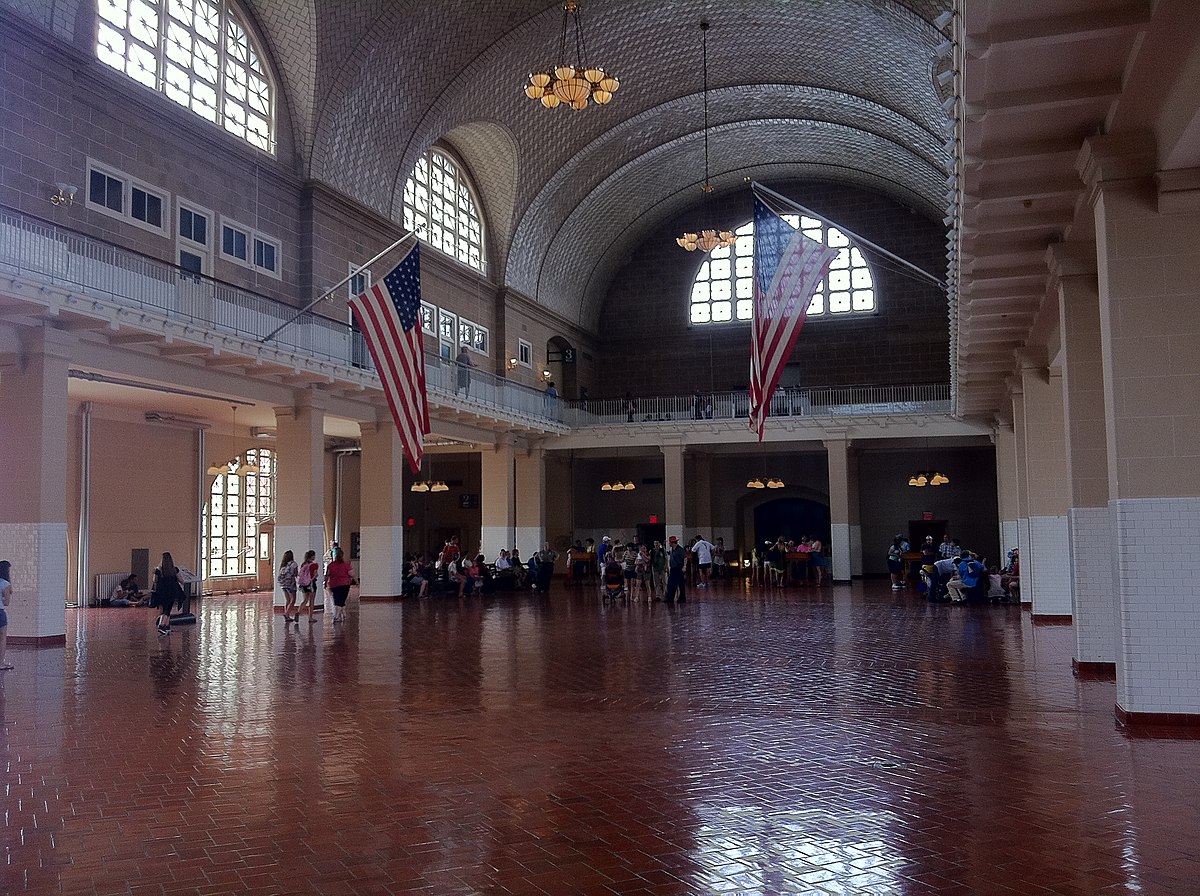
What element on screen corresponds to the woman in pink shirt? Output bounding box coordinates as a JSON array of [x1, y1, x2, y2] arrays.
[[323, 548, 355, 623]]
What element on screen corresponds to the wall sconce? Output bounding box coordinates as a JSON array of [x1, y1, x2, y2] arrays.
[[507, 357, 519, 370], [541, 369, 552, 381], [51, 183, 77, 206]]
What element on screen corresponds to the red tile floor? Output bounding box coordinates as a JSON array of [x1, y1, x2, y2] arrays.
[[3, 579, 1200, 895]]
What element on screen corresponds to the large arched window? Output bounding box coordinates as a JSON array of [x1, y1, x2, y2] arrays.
[[402, 150, 486, 274], [203, 447, 275, 579], [96, 0, 276, 153], [689, 215, 875, 325]]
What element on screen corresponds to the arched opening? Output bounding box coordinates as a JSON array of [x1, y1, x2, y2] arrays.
[[202, 446, 275, 592], [545, 335, 577, 398], [751, 497, 830, 550]]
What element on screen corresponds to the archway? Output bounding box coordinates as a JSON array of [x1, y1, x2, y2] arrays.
[[752, 497, 830, 549], [545, 335, 578, 398]]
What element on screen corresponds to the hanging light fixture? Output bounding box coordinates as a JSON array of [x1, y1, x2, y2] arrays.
[[766, 477, 785, 489], [600, 479, 636, 491], [746, 477, 765, 489], [236, 455, 261, 476], [677, 20, 735, 253], [907, 470, 949, 487], [524, 2, 620, 111], [207, 461, 229, 476], [410, 457, 450, 493]]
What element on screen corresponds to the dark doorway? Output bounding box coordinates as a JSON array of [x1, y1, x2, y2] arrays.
[[908, 519, 947, 548], [637, 523, 665, 547], [753, 498, 830, 549]]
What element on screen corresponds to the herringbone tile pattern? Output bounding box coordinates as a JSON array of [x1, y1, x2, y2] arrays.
[[2, 583, 1198, 894]]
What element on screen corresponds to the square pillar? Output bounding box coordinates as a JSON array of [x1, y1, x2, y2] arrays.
[[993, 424, 1020, 556], [824, 436, 856, 582], [514, 447, 545, 558], [661, 444, 686, 544], [481, 442, 516, 555], [358, 419, 405, 599], [0, 328, 74, 642], [272, 398, 326, 609]]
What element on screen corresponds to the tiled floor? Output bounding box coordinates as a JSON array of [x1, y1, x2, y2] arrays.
[[3, 580, 1199, 895]]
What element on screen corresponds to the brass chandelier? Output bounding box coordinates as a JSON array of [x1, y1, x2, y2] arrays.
[[524, 2, 620, 111], [677, 20, 734, 253]]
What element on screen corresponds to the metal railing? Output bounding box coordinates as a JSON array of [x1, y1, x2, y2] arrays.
[[0, 207, 949, 431], [0, 207, 563, 426], [558, 383, 951, 426]]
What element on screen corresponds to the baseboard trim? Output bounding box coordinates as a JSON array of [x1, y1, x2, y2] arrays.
[[1116, 705, 1200, 735], [9, 634, 67, 646], [1032, 614, 1072, 626], [1072, 659, 1116, 680], [358, 594, 404, 602]]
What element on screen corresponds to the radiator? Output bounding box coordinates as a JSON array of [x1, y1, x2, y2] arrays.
[[95, 573, 126, 605]]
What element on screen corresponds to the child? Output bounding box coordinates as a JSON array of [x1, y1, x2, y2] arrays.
[[297, 550, 320, 622]]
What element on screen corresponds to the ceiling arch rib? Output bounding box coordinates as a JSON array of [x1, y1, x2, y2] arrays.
[[521, 119, 944, 328], [306, 1, 950, 230]]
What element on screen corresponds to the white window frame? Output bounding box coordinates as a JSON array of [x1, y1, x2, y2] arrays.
[[419, 301, 437, 336], [402, 149, 487, 275], [517, 339, 533, 369], [220, 215, 281, 278], [459, 318, 489, 356], [86, 159, 169, 237], [348, 263, 371, 299], [176, 198, 212, 276]]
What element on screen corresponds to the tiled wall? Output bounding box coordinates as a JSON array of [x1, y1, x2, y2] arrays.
[[0, 521, 68, 638], [1114, 497, 1200, 713], [1027, 515, 1072, 616], [1068, 506, 1116, 663]]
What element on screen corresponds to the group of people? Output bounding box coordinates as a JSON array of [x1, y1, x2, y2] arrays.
[[896, 533, 1020, 604], [277, 544, 354, 623], [747, 536, 829, 587], [400, 538, 561, 598]]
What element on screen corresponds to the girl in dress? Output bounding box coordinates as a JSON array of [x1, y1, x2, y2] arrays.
[[277, 550, 299, 622]]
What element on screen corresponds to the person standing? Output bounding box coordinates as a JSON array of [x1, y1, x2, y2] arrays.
[[887, 536, 905, 591], [536, 542, 558, 592], [664, 536, 687, 603], [278, 550, 299, 621], [0, 560, 12, 671], [323, 547, 355, 623], [650, 539, 667, 598], [691, 535, 716, 587], [152, 552, 185, 635], [456, 345, 475, 396], [297, 550, 320, 621], [544, 381, 558, 415]]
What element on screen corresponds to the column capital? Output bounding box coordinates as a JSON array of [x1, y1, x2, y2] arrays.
[[358, 420, 380, 437], [1076, 132, 1156, 193], [1155, 167, 1200, 213], [1044, 241, 1097, 286]]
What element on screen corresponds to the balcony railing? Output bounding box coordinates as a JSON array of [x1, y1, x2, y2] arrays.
[[0, 206, 951, 431], [0, 206, 562, 426], [558, 383, 951, 426]]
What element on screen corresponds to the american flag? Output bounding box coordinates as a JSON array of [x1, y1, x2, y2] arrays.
[[349, 244, 430, 474], [749, 197, 839, 440]]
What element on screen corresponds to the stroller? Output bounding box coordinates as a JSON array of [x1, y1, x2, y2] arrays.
[[600, 561, 627, 602]]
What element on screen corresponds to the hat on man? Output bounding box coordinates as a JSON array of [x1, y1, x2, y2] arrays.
[[668, 535, 678, 544], [602, 535, 611, 542]]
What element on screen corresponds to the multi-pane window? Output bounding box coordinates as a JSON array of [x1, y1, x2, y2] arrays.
[[402, 150, 485, 274], [220, 217, 280, 276], [689, 215, 876, 325], [95, 0, 276, 153], [202, 448, 274, 579], [459, 319, 489, 355], [419, 301, 436, 335], [86, 160, 169, 236], [518, 339, 532, 368]]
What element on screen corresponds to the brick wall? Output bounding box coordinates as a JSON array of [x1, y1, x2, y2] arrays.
[[597, 181, 948, 398]]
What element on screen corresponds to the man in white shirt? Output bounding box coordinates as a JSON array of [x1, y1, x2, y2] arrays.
[[691, 535, 716, 587]]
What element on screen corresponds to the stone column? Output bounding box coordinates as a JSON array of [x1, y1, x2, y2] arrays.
[[824, 435, 856, 582], [661, 444, 686, 544], [1049, 242, 1116, 667], [481, 441, 516, 555], [1010, 384, 1032, 606], [357, 420, 406, 599], [1080, 134, 1200, 719], [272, 397, 326, 610], [514, 446, 545, 557], [993, 424, 1020, 556], [0, 328, 74, 642], [1020, 359, 1072, 618]]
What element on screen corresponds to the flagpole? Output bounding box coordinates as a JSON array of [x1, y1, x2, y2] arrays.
[[259, 231, 417, 346], [751, 182, 944, 290]]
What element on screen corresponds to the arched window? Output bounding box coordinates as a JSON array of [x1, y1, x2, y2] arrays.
[[403, 150, 486, 274], [689, 216, 875, 325], [203, 447, 274, 579], [95, 0, 276, 153]]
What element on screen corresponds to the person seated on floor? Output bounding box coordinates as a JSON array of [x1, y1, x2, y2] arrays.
[[109, 575, 144, 607], [1001, 548, 1020, 601], [947, 552, 985, 603], [987, 566, 1007, 602]]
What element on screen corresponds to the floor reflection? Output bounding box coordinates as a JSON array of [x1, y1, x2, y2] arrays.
[[1, 585, 1198, 894]]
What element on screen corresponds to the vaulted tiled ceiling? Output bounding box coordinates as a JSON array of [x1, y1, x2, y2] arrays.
[[251, 0, 954, 325]]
